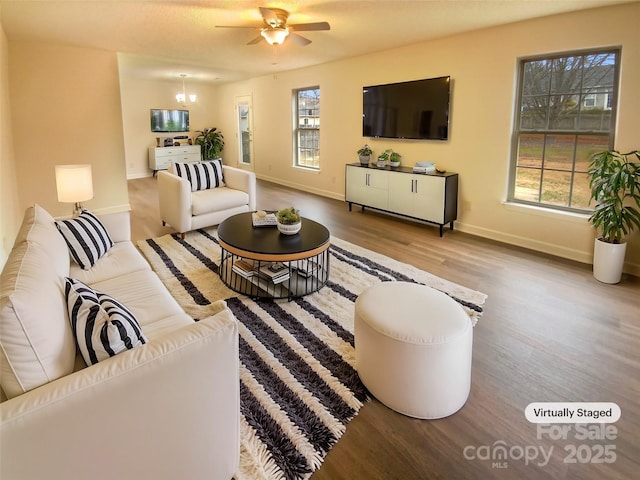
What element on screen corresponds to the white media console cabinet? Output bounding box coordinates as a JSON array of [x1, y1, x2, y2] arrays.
[[148, 145, 201, 175], [345, 163, 458, 236]]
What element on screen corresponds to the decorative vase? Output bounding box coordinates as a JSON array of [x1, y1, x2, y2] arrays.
[[277, 221, 302, 235], [376, 158, 387, 167], [593, 237, 626, 284], [359, 155, 371, 166], [390, 161, 400, 167]]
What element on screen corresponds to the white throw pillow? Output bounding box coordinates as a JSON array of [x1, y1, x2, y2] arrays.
[[56, 210, 114, 270], [173, 159, 225, 191], [64, 278, 147, 366]]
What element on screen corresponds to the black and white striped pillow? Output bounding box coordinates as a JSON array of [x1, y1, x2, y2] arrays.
[[64, 278, 147, 366], [55, 210, 114, 270], [173, 159, 225, 192]]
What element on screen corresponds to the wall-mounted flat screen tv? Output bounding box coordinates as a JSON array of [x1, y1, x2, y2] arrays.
[[362, 76, 451, 140], [150, 109, 190, 133]]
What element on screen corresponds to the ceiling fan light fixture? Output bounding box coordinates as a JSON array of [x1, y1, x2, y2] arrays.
[[261, 26, 289, 45]]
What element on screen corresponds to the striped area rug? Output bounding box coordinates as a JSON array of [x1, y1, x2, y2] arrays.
[[138, 228, 487, 480]]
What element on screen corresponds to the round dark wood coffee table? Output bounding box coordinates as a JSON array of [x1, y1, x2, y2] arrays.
[[217, 212, 330, 299]]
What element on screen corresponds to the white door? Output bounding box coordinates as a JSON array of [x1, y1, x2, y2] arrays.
[[236, 95, 254, 168]]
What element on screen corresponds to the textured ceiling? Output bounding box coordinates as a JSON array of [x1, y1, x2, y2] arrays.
[[1, 0, 634, 84]]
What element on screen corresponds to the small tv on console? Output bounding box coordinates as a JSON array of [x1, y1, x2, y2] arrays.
[[150, 109, 190, 133], [362, 76, 451, 140]]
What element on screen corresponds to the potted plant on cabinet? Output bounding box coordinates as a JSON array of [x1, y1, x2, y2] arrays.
[[195, 127, 224, 160], [377, 149, 392, 167], [357, 144, 373, 165], [587, 149, 640, 283], [389, 150, 402, 167]]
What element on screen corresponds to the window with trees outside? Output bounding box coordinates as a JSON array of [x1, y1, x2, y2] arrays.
[[293, 87, 320, 169], [509, 49, 619, 212]]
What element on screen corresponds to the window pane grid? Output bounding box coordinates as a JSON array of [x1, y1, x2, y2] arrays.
[[511, 49, 618, 212], [294, 87, 320, 169]]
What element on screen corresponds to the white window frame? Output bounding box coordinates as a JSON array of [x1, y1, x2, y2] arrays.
[[293, 86, 320, 170], [507, 48, 620, 212]]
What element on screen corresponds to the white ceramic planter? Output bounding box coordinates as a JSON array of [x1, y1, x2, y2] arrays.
[[593, 238, 627, 284], [277, 221, 301, 235]]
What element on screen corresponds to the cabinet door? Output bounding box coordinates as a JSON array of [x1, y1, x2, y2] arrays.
[[388, 174, 415, 216], [413, 175, 446, 223], [388, 173, 445, 223], [346, 166, 389, 210]]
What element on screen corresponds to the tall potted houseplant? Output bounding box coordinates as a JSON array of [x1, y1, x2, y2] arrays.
[[195, 127, 224, 160], [587, 150, 640, 283]]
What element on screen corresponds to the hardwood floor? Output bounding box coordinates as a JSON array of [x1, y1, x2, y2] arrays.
[[128, 176, 639, 480]]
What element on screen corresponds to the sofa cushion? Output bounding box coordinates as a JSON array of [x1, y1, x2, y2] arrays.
[[65, 278, 147, 366], [0, 205, 76, 399], [90, 269, 193, 339], [55, 210, 114, 270], [174, 159, 225, 192], [191, 187, 250, 216], [70, 241, 151, 285]]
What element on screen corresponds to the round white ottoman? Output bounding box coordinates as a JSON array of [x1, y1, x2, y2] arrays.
[[355, 281, 473, 419]]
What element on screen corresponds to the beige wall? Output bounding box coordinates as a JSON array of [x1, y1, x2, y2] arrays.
[[118, 65, 220, 179], [2, 3, 638, 274], [7, 41, 129, 220], [0, 16, 20, 269], [214, 2, 640, 275]]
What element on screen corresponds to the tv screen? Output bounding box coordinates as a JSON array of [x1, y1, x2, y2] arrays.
[[150, 109, 190, 133], [362, 76, 450, 140]]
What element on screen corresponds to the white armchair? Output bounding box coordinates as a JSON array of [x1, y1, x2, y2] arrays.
[[158, 164, 256, 238]]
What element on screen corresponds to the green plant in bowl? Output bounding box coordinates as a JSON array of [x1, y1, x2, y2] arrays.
[[276, 207, 301, 225]]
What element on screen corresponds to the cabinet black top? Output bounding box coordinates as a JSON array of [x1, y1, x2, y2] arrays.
[[346, 163, 457, 177]]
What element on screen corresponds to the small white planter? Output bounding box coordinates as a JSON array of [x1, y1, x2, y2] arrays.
[[277, 221, 301, 235], [593, 238, 627, 284]]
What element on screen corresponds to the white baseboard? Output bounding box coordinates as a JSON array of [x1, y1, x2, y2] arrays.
[[127, 172, 153, 180], [255, 174, 344, 201], [456, 221, 640, 277]]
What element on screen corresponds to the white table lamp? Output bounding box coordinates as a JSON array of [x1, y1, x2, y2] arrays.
[[55, 164, 94, 215]]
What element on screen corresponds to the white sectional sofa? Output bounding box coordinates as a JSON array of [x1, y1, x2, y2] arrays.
[[0, 204, 240, 480]]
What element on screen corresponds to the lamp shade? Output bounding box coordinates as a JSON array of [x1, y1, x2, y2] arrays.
[[55, 164, 94, 203]]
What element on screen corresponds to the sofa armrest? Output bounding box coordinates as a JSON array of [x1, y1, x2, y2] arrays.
[[96, 210, 131, 243], [158, 170, 193, 234], [1, 311, 240, 480], [223, 166, 256, 211]]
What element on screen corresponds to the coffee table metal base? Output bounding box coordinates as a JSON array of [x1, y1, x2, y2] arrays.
[[219, 248, 330, 300]]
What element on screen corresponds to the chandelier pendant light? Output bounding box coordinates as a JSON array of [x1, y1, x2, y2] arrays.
[[176, 74, 196, 106]]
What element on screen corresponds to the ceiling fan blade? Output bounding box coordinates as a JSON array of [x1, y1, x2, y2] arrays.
[[216, 25, 261, 29], [246, 35, 264, 45], [289, 21, 330, 32], [289, 33, 312, 46], [259, 7, 283, 26]]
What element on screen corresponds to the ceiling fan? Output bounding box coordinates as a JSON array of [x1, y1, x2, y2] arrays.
[[216, 7, 330, 46]]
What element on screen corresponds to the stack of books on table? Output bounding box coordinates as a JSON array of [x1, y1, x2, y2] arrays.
[[232, 259, 258, 279], [413, 161, 436, 173], [294, 259, 318, 278], [258, 262, 290, 284], [251, 211, 277, 227]]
